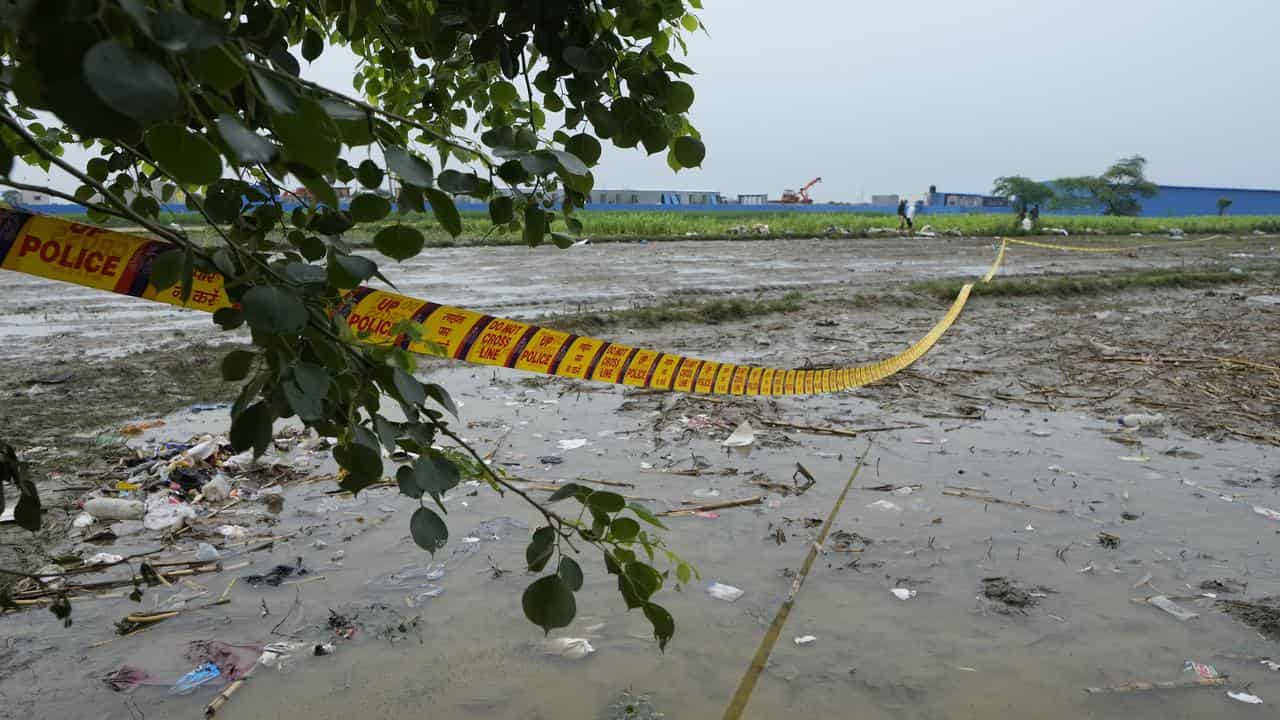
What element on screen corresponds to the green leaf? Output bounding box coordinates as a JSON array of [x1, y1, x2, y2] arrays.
[[148, 248, 185, 291], [283, 379, 324, 421], [145, 125, 223, 185], [673, 136, 706, 168], [681, 13, 700, 31], [393, 367, 426, 406], [83, 40, 179, 125], [413, 451, 460, 504], [212, 307, 243, 330], [301, 29, 324, 62], [667, 81, 695, 113], [384, 146, 433, 187], [356, 160, 384, 189], [610, 517, 640, 542], [284, 261, 326, 285], [241, 286, 308, 333], [488, 196, 515, 224], [350, 194, 392, 223], [335, 442, 383, 493], [565, 134, 602, 166], [214, 115, 277, 164], [588, 490, 625, 514], [558, 557, 583, 591], [328, 254, 376, 289], [188, 47, 244, 92], [490, 81, 519, 106], [150, 11, 224, 52], [373, 225, 424, 260], [526, 526, 556, 572], [523, 204, 545, 246], [676, 562, 692, 586], [563, 47, 605, 74], [220, 349, 254, 381], [410, 506, 448, 555], [424, 384, 458, 416], [273, 99, 340, 174], [251, 69, 298, 114], [624, 561, 662, 602], [294, 363, 329, 395], [230, 402, 273, 457], [437, 170, 481, 195], [396, 466, 423, 499], [297, 172, 338, 209], [643, 602, 675, 651], [520, 152, 558, 176], [627, 502, 668, 530], [424, 188, 461, 236], [522, 574, 576, 635], [551, 149, 589, 176], [548, 483, 589, 503]]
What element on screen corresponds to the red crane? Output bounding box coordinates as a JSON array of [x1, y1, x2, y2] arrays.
[[778, 177, 822, 204]]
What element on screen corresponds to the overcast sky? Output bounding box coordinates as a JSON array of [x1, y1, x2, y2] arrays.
[[11, 0, 1279, 202]]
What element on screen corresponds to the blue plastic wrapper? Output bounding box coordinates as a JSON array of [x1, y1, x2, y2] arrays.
[[168, 662, 221, 695]]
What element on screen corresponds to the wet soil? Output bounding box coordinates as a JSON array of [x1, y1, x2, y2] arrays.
[[1, 233, 1279, 719]]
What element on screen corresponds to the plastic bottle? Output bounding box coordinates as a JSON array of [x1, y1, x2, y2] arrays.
[[1119, 413, 1164, 428], [83, 497, 146, 521]]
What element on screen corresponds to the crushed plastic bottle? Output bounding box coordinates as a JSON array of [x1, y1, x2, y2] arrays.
[[706, 582, 744, 602], [168, 662, 220, 695], [1119, 413, 1165, 428], [84, 497, 145, 521]]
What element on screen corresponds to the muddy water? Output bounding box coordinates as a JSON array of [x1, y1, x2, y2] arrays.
[[1, 235, 1278, 719]]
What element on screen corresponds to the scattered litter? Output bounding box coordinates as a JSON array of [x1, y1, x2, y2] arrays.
[[105, 666, 156, 692], [195, 543, 221, 562], [1118, 455, 1150, 463], [1219, 596, 1280, 640], [538, 456, 564, 465], [721, 421, 755, 454], [1184, 661, 1220, 679], [1228, 691, 1264, 704], [243, 560, 308, 588], [72, 512, 96, 528], [1147, 595, 1199, 621], [1262, 660, 1280, 672], [201, 475, 232, 503], [544, 637, 595, 659], [694, 511, 719, 519], [86, 552, 124, 565], [890, 588, 917, 601], [556, 438, 587, 451], [120, 420, 165, 435], [1253, 506, 1280, 522], [84, 497, 145, 521], [1120, 413, 1164, 428], [706, 582, 744, 602], [216, 524, 249, 540], [1199, 579, 1246, 595], [692, 489, 721, 498], [981, 577, 1050, 614], [406, 587, 443, 607], [1098, 532, 1120, 549], [1029, 429, 1053, 437], [794, 635, 817, 646], [168, 663, 220, 695], [866, 499, 902, 512], [143, 500, 196, 531]]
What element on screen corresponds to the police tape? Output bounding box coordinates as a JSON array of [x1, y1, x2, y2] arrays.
[[1004, 237, 1132, 253], [0, 208, 1008, 396]]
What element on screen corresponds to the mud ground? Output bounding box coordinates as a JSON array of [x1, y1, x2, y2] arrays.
[[1, 233, 1279, 719]]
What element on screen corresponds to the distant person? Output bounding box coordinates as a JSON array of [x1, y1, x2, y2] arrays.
[[1029, 204, 1040, 225], [904, 199, 917, 232], [896, 199, 908, 230]]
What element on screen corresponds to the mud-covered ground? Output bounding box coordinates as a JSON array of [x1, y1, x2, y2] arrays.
[[1, 233, 1279, 719]]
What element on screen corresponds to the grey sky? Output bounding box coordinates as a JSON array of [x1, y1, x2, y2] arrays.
[[12, 0, 1279, 202]]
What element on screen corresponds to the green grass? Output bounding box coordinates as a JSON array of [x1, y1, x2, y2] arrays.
[[908, 267, 1263, 300], [548, 291, 806, 333], [63, 208, 1280, 246]]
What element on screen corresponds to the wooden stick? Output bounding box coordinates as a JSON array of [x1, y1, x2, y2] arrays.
[[208, 498, 242, 518], [659, 495, 763, 517], [1084, 677, 1224, 694], [757, 419, 923, 438], [205, 679, 245, 717], [942, 487, 1064, 513]]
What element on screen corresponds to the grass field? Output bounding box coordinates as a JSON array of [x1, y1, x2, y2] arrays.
[[63, 208, 1280, 245]]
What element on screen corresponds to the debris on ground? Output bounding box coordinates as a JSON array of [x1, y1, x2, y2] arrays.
[[243, 559, 308, 588], [890, 588, 917, 601], [981, 577, 1051, 614], [706, 582, 744, 602], [603, 689, 665, 720], [1199, 578, 1247, 595], [794, 635, 817, 646], [544, 637, 595, 659], [168, 662, 221, 696], [1218, 596, 1280, 640], [1098, 532, 1121, 549], [1146, 595, 1200, 621], [1227, 691, 1264, 704]]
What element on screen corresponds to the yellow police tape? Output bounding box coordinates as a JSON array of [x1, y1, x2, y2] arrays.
[[0, 207, 1017, 396], [1004, 237, 1130, 253]]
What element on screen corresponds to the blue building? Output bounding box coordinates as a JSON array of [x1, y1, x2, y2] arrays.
[[1137, 185, 1280, 216]]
